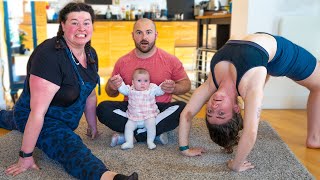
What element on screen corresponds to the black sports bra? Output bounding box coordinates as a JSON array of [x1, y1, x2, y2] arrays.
[[210, 40, 269, 95]]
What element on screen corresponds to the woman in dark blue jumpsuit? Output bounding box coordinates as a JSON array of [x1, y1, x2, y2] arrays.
[[0, 2, 137, 180], [178, 33, 320, 172]]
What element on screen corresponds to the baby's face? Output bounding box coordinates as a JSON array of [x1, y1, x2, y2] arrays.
[[132, 73, 150, 91]]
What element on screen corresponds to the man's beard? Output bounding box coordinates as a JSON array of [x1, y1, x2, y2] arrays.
[[135, 40, 156, 53]]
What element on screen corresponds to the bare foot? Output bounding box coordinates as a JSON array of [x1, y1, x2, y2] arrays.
[[306, 137, 320, 148]]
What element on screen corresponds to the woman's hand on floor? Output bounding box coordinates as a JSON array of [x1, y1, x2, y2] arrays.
[[86, 127, 101, 140], [227, 159, 254, 172], [181, 147, 206, 156], [5, 157, 40, 176]]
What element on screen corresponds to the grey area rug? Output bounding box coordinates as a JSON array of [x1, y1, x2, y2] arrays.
[[0, 118, 314, 180]]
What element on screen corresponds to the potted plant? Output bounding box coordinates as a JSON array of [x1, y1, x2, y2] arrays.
[[19, 29, 27, 54]]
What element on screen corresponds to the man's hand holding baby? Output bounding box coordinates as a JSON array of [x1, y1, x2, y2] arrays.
[[160, 80, 175, 94], [109, 74, 123, 91]]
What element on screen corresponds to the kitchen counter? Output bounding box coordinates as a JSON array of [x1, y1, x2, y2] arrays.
[[47, 18, 197, 24], [195, 13, 231, 20]]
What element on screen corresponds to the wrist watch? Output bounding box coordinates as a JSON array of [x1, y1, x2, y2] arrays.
[[19, 151, 33, 158]]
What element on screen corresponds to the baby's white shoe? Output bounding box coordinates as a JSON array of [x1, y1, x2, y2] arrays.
[[121, 142, 134, 150], [148, 142, 156, 150]]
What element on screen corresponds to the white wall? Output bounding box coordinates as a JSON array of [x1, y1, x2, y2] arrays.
[[231, 0, 320, 109]]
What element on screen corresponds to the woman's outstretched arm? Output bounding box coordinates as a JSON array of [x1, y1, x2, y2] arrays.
[[228, 68, 267, 172], [179, 73, 216, 156]]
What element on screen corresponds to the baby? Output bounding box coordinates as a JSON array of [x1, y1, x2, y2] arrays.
[[116, 68, 172, 150]]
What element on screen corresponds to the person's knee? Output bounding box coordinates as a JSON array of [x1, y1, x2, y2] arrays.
[[179, 101, 187, 108], [96, 102, 104, 116], [97, 101, 111, 114], [96, 105, 104, 123], [96, 101, 113, 123]]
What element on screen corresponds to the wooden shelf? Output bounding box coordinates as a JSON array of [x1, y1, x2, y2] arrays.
[[195, 13, 231, 86], [195, 13, 231, 20]]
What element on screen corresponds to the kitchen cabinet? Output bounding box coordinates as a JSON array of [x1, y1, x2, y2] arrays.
[[174, 21, 197, 47], [108, 21, 135, 68], [90, 21, 197, 76], [91, 21, 135, 76], [174, 47, 196, 71], [91, 20, 196, 103], [91, 22, 111, 75], [174, 21, 197, 82], [155, 22, 175, 55]]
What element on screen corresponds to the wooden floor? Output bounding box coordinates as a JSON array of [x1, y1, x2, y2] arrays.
[[1, 107, 318, 178], [260, 110, 319, 179]]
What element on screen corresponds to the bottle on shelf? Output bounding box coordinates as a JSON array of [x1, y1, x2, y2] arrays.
[[121, 6, 126, 20], [130, 5, 136, 20], [229, 0, 232, 13], [125, 5, 131, 20], [137, 9, 143, 19], [105, 5, 112, 19]]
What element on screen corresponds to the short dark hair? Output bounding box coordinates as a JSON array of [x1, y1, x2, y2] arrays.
[[206, 112, 243, 153], [57, 2, 95, 38]]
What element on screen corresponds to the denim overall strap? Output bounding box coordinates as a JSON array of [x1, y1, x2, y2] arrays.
[[12, 46, 107, 179], [89, 50, 101, 95], [14, 48, 96, 131], [37, 47, 96, 130]]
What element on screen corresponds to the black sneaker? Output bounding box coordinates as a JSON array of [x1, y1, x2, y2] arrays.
[[113, 172, 138, 180]]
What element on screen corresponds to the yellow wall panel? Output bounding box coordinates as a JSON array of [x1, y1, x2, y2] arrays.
[[76, 21, 197, 76], [174, 22, 197, 47]]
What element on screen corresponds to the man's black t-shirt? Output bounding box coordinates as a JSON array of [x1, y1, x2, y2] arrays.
[[26, 37, 99, 107]]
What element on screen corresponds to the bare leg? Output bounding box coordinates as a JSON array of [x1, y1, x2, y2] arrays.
[[145, 118, 156, 149], [306, 90, 320, 148], [101, 171, 138, 180], [121, 120, 137, 150], [101, 171, 117, 179], [296, 62, 320, 148]]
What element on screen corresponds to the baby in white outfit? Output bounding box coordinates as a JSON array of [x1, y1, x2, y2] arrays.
[[116, 68, 172, 150]]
